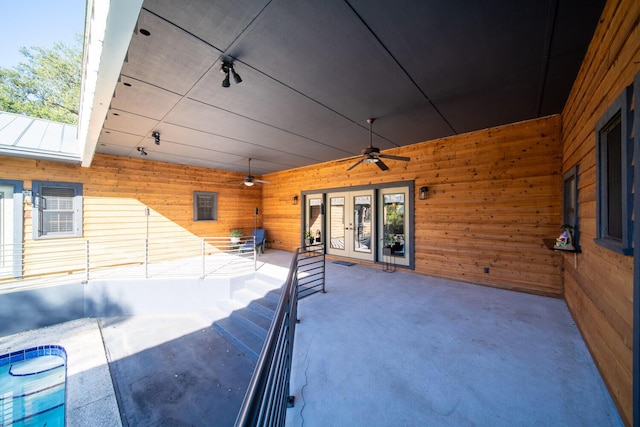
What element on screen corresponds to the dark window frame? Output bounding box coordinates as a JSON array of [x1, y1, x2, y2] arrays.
[[193, 191, 218, 221], [562, 165, 579, 245], [32, 181, 83, 239], [594, 83, 634, 255]]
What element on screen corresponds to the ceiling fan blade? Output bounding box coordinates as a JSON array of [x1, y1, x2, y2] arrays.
[[254, 179, 271, 184], [375, 159, 389, 171], [378, 154, 410, 162], [347, 158, 365, 171]]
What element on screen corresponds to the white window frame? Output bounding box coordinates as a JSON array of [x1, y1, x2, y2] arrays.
[[32, 181, 83, 239]]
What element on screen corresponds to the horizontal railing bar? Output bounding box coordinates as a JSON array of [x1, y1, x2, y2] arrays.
[[0, 235, 261, 285]]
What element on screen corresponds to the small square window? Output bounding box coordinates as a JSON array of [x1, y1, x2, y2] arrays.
[[194, 191, 218, 221], [594, 82, 634, 255]]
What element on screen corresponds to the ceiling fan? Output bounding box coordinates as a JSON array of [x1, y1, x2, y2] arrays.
[[347, 118, 410, 171], [238, 158, 270, 186]]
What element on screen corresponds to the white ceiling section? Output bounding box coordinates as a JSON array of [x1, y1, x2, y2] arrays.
[[84, 0, 605, 174]]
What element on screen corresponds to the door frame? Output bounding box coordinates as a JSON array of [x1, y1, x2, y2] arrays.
[[301, 180, 414, 269], [0, 180, 24, 279]]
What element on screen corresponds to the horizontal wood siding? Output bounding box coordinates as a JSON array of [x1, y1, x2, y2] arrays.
[[0, 154, 262, 278], [561, 0, 639, 424], [262, 115, 564, 297]]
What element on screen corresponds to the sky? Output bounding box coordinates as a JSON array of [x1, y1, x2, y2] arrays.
[[0, 0, 86, 68]]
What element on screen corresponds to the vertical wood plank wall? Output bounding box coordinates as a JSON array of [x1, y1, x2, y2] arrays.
[[0, 154, 262, 277], [561, 0, 639, 424], [262, 115, 564, 297]]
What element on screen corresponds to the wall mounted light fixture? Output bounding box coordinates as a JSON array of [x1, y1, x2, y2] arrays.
[[292, 195, 298, 205], [419, 186, 428, 200], [221, 61, 242, 87], [152, 131, 160, 145]]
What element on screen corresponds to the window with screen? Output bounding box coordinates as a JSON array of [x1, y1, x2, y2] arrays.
[[193, 191, 218, 221], [32, 181, 83, 239]]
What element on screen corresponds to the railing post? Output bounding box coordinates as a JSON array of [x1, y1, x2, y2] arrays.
[[144, 238, 149, 278], [85, 239, 90, 282], [202, 237, 206, 279]]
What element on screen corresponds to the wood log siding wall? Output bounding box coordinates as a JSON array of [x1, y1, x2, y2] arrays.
[[0, 154, 262, 278], [262, 115, 564, 297], [561, 0, 639, 424]]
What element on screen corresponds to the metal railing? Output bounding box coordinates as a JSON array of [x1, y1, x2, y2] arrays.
[[235, 244, 326, 426], [297, 244, 325, 299], [0, 236, 258, 289], [235, 247, 302, 427]]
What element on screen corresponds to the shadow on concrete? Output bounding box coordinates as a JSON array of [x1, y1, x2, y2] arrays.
[[0, 283, 86, 336], [100, 315, 256, 426], [0, 282, 132, 336]]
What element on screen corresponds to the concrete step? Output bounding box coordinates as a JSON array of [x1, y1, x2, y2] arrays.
[[212, 280, 283, 362], [212, 317, 264, 362], [215, 298, 244, 317], [230, 307, 272, 339], [244, 277, 282, 296], [247, 293, 279, 318], [232, 288, 263, 307], [198, 306, 230, 324]]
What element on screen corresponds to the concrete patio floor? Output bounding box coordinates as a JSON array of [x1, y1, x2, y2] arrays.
[[286, 259, 623, 426], [0, 249, 623, 426]]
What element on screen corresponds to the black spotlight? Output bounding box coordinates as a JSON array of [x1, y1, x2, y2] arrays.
[[221, 61, 241, 87], [222, 73, 231, 88], [231, 67, 242, 84], [152, 131, 160, 145]]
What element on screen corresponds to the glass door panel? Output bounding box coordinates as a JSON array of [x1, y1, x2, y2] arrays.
[[352, 194, 371, 254], [305, 194, 324, 245], [328, 195, 346, 251], [379, 187, 410, 266], [326, 190, 374, 261]]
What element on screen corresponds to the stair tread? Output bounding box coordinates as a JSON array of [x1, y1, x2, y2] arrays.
[[231, 307, 272, 338], [232, 288, 263, 306], [213, 317, 264, 361]]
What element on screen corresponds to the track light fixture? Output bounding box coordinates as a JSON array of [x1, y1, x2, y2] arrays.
[[152, 131, 160, 145], [231, 67, 242, 84], [221, 61, 241, 87], [137, 147, 148, 156]]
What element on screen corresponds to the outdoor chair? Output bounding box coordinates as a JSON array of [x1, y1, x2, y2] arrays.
[[241, 228, 266, 255]]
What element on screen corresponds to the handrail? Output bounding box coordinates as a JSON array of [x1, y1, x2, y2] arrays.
[[235, 247, 302, 427]]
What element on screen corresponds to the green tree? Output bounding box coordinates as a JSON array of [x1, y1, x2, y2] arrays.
[[0, 37, 82, 124]]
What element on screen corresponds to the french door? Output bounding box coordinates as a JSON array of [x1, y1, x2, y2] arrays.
[[326, 190, 375, 262]]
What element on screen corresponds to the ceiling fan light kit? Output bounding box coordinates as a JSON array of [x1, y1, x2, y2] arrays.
[[242, 158, 270, 186], [347, 118, 410, 171]]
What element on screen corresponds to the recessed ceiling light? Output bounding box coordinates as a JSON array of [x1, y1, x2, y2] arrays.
[[140, 28, 150, 36]]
